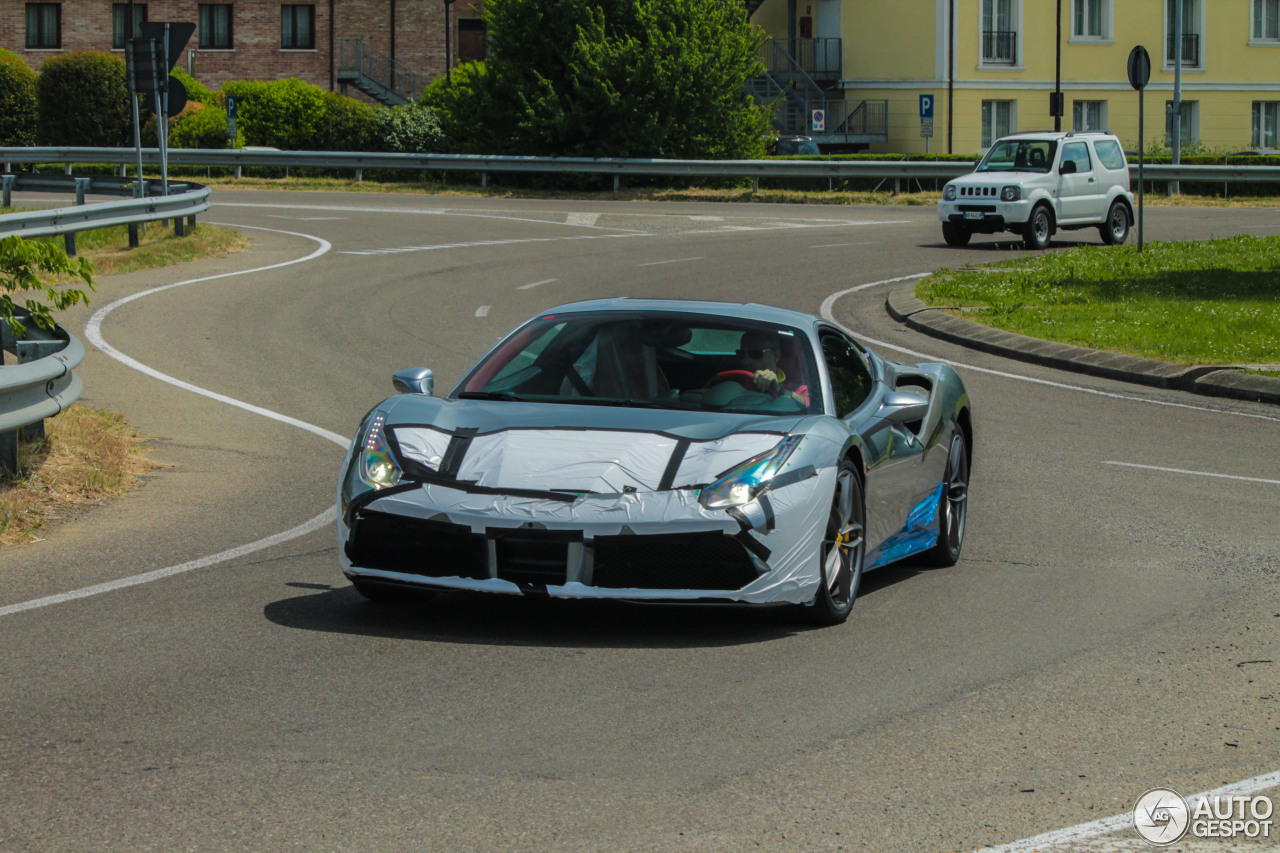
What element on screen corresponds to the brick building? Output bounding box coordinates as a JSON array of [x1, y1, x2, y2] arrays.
[[1, 1, 485, 100]]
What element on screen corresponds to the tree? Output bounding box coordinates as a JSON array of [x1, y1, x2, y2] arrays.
[[0, 236, 95, 338], [424, 0, 770, 159]]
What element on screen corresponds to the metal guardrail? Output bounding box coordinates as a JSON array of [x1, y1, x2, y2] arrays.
[[0, 173, 211, 241], [0, 313, 84, 473], [4, 147, 1280, 188]]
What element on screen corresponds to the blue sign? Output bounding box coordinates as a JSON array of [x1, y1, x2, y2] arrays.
[[226, 94, 237, 119], [919, 94, 934, 119]]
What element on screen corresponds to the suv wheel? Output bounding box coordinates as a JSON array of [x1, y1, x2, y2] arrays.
[[942, 222, 971, 247], [1099, 200, 1130, 245], [1022, 204, 1053, 250]]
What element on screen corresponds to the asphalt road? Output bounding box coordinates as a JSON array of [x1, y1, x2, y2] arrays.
[[1, 192, 1277, 852]]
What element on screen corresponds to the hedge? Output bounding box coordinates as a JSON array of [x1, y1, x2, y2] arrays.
[[0, 50, 37, 147], [36, 51, 131, 147]]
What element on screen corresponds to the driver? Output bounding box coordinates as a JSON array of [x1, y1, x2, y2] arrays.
[[737, 330, 810, 406]]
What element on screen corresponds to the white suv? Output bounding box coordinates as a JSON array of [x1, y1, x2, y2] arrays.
[[938, 131, 1134, 250]]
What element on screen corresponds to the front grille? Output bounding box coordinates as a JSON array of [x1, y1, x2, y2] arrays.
[[958, 186, 999, 198], [493, 532, 574, 586], [592, 532, 758, 591], [347, 511, 487, 579]]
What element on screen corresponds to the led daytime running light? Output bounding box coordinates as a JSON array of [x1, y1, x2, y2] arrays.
[[359, 413, 402, 489]]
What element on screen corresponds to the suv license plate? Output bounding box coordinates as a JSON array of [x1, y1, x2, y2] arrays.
[[963, 211, 984, 220]]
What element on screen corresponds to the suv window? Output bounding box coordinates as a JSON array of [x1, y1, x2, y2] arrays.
[[1061, 141, 1092, 173], [1093, 138, 1127, 170], [977, 139, 1058, 174], [821, 334, 873, 416]]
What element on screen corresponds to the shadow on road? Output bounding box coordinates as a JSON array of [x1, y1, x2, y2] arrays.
[[263, 563, 927, 649]]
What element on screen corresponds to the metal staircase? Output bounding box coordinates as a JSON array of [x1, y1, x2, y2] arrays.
[[336, 38, 421, 105], [749, 37, 888, 149]]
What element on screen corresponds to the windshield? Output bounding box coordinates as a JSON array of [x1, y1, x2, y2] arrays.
[[457, 311, 824, 416], [976, 139, 1058, 174]]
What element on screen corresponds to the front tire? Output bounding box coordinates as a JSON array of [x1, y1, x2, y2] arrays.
[[942, 221, 972, 247], [1022, 204, 1053, 250], [924, 429, 969, 567], [805, 461, 866, 625], [1099, 200, 1131, 245]]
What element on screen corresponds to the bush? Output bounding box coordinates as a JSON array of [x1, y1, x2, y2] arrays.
[[171, 68, 219, 107], [171, 102, 243, 149], [377, 103, 444, 153], [313, 91, 379, 151], [221, 78, 327, 149], [0, 50, 37, 147], [420, 61, 495, 153], [36, 52, 131, 147]]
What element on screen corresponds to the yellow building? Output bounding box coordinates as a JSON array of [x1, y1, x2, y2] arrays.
[[751, 0, 1280, 155]]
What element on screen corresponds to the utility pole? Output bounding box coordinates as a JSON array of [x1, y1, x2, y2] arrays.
[[1172, 0, 1183, 194], [1054, 0, 1062, 132]]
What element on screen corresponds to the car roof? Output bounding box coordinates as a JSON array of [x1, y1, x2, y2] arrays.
[[538, 298, 823, 328], [998, 130, 1118, 141]]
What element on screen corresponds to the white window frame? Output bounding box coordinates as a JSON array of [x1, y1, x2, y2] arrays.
[[981, 100, 1017, 150], [979, 0, 1023, 70], [1072, 99, 1107, 132], [1251, 0, 1280, 43], [1165, 100, 1199, 148], [1253, 101, 1280, 149], [1163, 0, 1205, 70], [1070, 0, 1113, 43]]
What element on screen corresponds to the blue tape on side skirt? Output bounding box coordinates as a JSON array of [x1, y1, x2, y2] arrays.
[[867, 483, 944, 570]]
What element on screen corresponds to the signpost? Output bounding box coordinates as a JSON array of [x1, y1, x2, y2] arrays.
[[126, 22, 194, 199], [1127, 45, 1151, 250], [226, 94, 238, 147], [919, 94, 934, 153], [811, 109, 825, 132]]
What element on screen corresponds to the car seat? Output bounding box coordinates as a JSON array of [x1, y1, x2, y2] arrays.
[[1029, 148, 1046, 168]]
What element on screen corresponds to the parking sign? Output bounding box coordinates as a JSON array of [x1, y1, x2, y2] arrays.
[[919, 94, 934, 119], [812, 109, 825, 131]]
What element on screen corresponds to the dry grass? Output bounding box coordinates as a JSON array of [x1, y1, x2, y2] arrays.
[[0, 405, 158, 546], [50, 222, 249, 279]]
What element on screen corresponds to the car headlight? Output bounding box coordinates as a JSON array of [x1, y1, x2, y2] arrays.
[[1001, 185, 1021, 202], [341, 410, 403, 515], [943, 184, 957, 201], [698, 435, 803, 509]]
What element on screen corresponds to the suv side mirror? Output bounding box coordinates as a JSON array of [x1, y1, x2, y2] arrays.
[[392, 368, 435, 395], [1060, 160, 1077, 175]]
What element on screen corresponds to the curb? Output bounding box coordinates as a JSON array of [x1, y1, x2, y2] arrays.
[[886, 285, 1280, 406]]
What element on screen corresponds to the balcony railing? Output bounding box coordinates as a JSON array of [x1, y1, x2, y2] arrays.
[[760, 38, 842, 80], [1165, 32, 1200, 65], [981, 30, 1017, 65]]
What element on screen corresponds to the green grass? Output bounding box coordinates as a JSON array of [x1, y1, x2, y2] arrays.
[[917, 235, 1280, 365]]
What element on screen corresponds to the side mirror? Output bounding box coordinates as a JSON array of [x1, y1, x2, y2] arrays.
[[874, 391, 929, 425], [392, 368, 435, 395], [1060, 159, 1078, 175]]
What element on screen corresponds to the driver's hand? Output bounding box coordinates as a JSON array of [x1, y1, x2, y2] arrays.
[[753, 369, 782, 396]]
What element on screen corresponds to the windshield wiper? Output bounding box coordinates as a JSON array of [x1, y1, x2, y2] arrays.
[[457, 391, 525, 402]]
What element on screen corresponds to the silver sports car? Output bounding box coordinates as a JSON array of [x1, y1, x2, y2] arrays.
[[338, 299, 972, 624]]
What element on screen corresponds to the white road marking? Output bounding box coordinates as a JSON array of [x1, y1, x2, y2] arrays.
[[1103, 460, 1280, 485], [974, 769, 1280, 852], [339, 232, 648, 255], [475, 305, 490, 317], [0, 511, 334, 619], [637, 257, 703, 267], [686, 219, 911, 236], [809, 241, 880, 249], [518, 278, 557, 290], [820, 275, 1280, 425], [0, 224, 346, 620], [216, 202, 650, 233], [566, 212, 599, 227], [265, 215, 348, 221], [689, 215, 723, 221]]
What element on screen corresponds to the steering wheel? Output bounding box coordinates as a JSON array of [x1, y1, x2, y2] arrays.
[[709, 370, 758, 391]]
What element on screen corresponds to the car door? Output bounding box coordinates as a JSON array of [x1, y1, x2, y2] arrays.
[[820, 331, 922, 559], [1057, 140, 1101, 223]]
